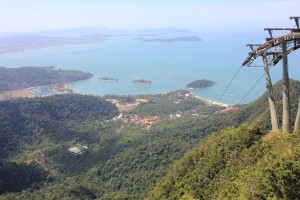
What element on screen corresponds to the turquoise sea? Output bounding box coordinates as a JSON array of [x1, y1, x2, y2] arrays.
[[0, 31, 299, 105]]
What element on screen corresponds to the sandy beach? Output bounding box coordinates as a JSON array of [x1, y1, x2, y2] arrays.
[[0, 84, 231, 109], [193, 95, 230, 108]]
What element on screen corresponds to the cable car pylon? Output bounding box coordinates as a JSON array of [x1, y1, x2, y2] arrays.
[[242, 16, 300, 133]]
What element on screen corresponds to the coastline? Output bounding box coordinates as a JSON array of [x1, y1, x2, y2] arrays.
[[192, 94, 230, 108], [0, 86, 232, 108], [0, 82, 78, 101], [0, 39, 109, 55]]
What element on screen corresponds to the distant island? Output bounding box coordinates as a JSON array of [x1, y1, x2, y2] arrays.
[[133, 79, 152, 85], [99, 77, 118, 82], [0, 66, 92, 93], [186, 79, 216, 89]]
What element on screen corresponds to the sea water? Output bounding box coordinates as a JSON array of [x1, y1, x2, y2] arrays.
[[0, 30, 299, 105]]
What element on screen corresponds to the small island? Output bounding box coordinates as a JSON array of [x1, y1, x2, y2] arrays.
[[186, 79, 215, 89], [133, 79, 152, 85], [99, 77, 118, 82]]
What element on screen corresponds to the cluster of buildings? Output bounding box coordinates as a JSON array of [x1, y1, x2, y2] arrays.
[[68, 143, 89, 155], [221, 106, 237, 113]]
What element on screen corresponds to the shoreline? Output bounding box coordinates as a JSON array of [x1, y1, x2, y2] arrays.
[[0, 40, 109, 55], [0, 82, 77, 101], [192, 94, 230, 108], [0, 84, 232, 108]]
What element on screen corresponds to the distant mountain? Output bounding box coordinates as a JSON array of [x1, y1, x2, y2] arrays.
[[0, 27, 193, 53], [0, 27, 190, 38], [0, 27, 127, 37], [37, 27, 128, 37], [0, 34, 110, 53]]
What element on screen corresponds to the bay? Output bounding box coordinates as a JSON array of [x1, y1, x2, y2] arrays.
[[0, 31, 299, 105]]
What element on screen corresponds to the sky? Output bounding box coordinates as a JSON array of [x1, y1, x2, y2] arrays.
[[0, 0, 299, 32]]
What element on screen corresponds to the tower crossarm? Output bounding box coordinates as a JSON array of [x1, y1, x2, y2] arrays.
[[272, 43, 300, 65], [242, 32, 300, 67]]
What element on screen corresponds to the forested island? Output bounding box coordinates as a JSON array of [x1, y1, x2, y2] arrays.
[[133, 79, 152, 84], [98, 77, 118, 82], [0, 66, 92, 93], [186, 79, 215, 89]]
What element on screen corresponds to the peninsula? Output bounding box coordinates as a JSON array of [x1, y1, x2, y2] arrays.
[[186, 79, 215, 89], [0, 66, 92, 93]]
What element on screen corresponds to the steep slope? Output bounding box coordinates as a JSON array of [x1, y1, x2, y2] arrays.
[[147, 80, 300, 200], [220, 79, 300, 131], [147, 127, 300, 200]]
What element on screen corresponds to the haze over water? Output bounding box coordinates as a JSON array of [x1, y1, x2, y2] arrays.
[[0, 30, 299, 105]]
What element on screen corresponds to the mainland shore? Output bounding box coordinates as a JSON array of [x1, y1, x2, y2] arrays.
[[193, 95, 230, 108], [0, 85, 231, 108], [0, 83, 77, 101]]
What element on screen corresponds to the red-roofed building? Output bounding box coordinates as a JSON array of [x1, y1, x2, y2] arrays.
[[221, 107, 237, 113]]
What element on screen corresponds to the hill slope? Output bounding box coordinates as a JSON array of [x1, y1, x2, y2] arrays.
[[147, 80, 300, 200], [0, 80, 299, 199], [0, 94, 118, 160], [147, 127, 300, 199]]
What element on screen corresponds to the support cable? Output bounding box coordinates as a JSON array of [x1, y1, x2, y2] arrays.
[[237, 74, 264, 105], [218, 65, 242, 102], [237, 63, 274, 105]]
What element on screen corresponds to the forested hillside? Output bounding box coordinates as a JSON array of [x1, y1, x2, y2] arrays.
[[0, 94, 118, 161], [0, 94, 118, 198], [147, 127, 300, 199], [0, 80, 299, 199], [0, 67, 92, 92], [147, 80, 300, 200]]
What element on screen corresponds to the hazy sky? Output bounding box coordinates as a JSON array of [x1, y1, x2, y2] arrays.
[[0, 0, 299, 32]]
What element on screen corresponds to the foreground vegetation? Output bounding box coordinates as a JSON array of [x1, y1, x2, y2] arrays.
[[147, 127, 300, 199], [0, 80, 299, 199]]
